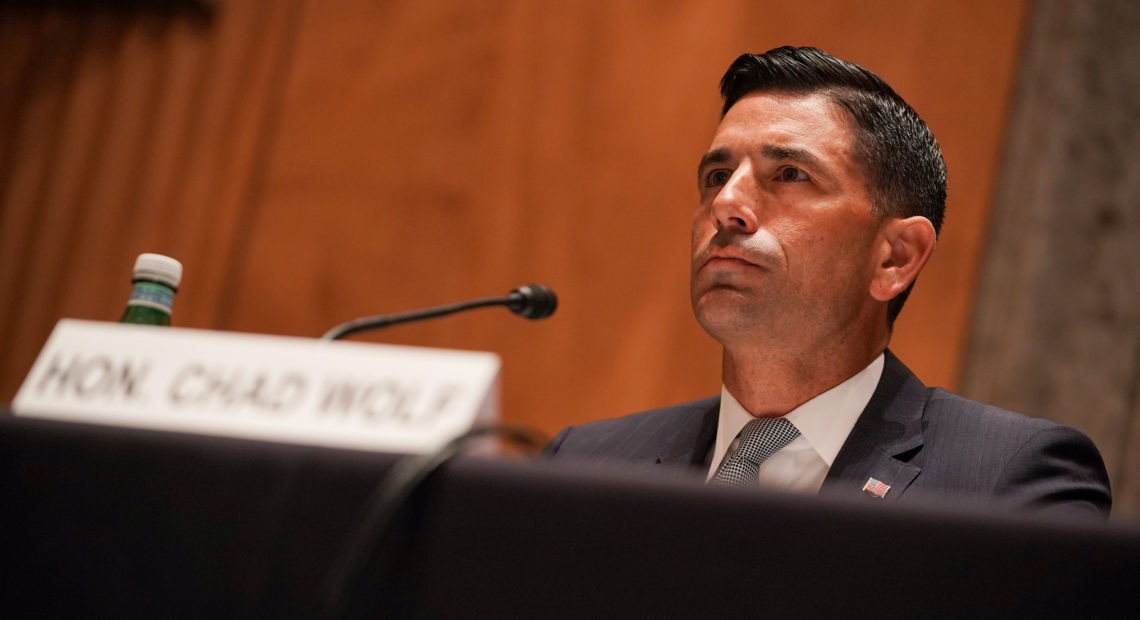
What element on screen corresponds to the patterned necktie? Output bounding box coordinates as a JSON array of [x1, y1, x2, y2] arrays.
[[711, 417, 800, 486]]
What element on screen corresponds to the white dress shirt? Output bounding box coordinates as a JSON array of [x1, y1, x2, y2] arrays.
[[706, 354, 885, 492]]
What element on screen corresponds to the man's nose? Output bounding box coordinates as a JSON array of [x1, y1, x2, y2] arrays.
[[710, 167, 760, 234]]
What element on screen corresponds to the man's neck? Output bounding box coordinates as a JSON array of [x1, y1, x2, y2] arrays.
[[721, 336, 888, 418]]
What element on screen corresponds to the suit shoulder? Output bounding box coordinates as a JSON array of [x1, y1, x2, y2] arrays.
[[918, 388, 1110, 517], [920, 387, 1101, 454], [543, 396, 718, 459], [571, 396, 720, 433], [924, 388, 1068, 436]]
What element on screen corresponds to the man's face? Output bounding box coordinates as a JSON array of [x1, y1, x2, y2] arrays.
[[690, 91, 884, 350]]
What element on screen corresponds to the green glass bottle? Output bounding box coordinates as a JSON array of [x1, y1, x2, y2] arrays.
[[119, 253, 183, 326]]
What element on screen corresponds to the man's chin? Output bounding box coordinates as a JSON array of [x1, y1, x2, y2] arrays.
[[692, 289, 763, 336], [692, 282, 754, 307]]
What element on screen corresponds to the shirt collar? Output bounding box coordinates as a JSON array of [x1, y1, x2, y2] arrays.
[[714, 353, 885, 468]]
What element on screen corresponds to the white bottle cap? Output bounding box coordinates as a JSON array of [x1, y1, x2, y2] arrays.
[[133, 253, 183, 289]]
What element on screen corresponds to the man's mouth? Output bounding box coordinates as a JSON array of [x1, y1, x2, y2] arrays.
[[700, 249, 759, 269]]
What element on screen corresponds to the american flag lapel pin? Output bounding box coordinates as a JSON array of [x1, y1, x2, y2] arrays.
[[861, 477, 891, 498]]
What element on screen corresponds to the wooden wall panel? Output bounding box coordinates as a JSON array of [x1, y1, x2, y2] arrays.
[[0, 2, 302, 401], [962, 0, 1140, 518], [223, 0, 1029, 438], [2, 1, 1029, 451]]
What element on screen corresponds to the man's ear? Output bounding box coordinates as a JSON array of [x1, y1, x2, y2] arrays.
[[869, 216, 937, 302]]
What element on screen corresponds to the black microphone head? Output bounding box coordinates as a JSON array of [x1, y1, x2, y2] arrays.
[[507, 284, 558, 319]]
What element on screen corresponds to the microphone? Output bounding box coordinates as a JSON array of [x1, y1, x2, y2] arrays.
[[505, 283, 558, 319], [320, 283, 558, 341]]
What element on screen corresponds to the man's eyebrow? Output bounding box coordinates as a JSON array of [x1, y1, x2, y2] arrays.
[[697, 144, 837, 183], [761, 145, 837, 182], [697, 148, 733, 172], [761, 145, 820, 166]]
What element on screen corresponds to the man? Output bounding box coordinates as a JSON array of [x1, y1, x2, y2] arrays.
[[545, 46, 1111, 519]]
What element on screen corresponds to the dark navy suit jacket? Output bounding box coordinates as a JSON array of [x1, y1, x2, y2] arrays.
[[545, 351, 1112, 519]]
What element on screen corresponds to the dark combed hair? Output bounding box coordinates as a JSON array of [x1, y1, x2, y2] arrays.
[[720, 46, 947, 325]]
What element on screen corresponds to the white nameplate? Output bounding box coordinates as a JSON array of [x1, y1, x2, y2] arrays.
[[12, 319, 500, 453]]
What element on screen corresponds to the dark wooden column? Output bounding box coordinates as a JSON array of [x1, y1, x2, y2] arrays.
[[961, 0, 1140, 519]]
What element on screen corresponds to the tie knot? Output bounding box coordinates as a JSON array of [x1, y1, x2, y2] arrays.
[[712, 417, 800, 486], [737, 417, 799, 460]]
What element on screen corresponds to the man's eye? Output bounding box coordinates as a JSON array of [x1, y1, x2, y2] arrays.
[[706, 170, 731, 186], [777, 166, 808, 182]]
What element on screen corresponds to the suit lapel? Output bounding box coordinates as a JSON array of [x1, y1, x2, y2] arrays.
[[649, 353, 929, 494], [655, 399, 719, 472], [822, 350, 927, 501]]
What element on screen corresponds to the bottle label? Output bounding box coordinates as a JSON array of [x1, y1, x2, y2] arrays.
[[127, 281, 174, 313]]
